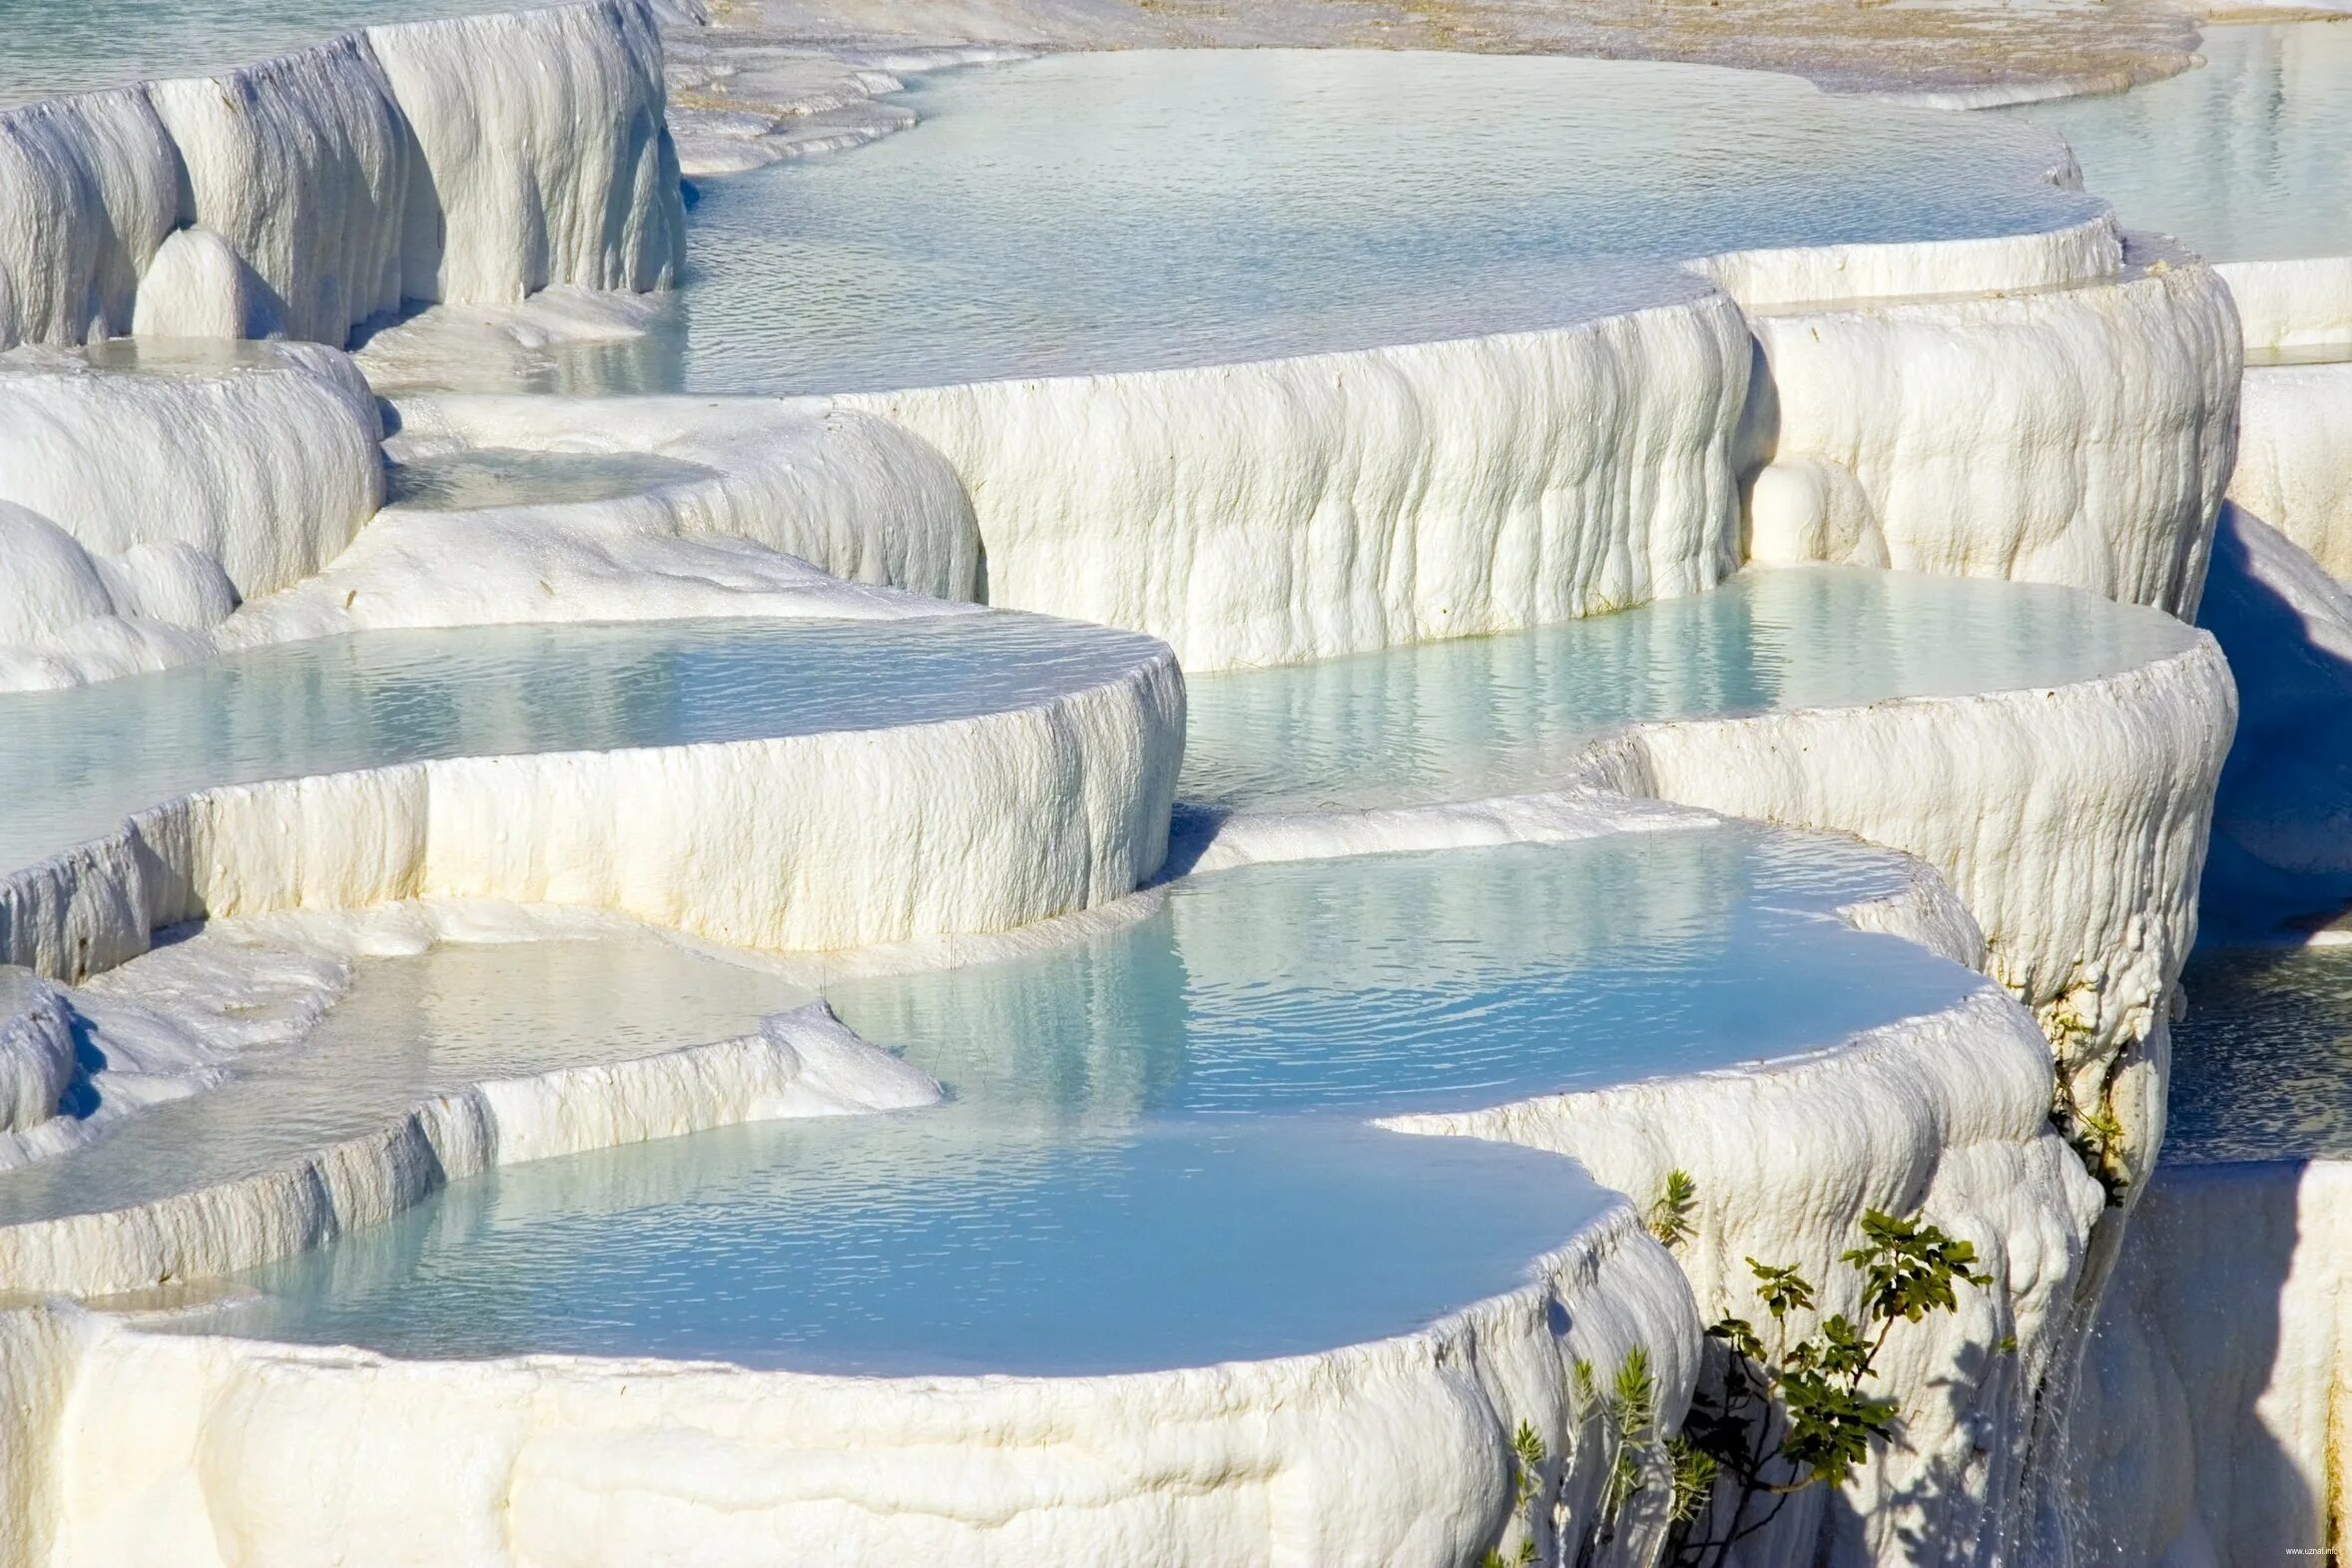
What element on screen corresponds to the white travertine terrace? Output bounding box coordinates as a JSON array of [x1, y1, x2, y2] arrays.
[[0, 994, 939, 1299], [225, 393, 982, 645], [0, 0, 683, 351], [0, 11, 2270, 1567], [1397, 988, 2099, 1562], [0, 635, 1183, 987], [2220, 256, 2352, 357], [0, 344, 383, 688], [2, 1201, 1696, 1568], [839, 290, 1754, 671], [1740, 241, 2240, 620], [813, 214, 2246, 673]]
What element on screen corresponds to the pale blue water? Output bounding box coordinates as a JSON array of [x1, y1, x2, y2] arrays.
[[1999, 24, 2352, 263], [208, 832, 1992, 1372], [0, 932, 811, 1227], [1, 570, 2185, 879], [0, 614, 1164, 877], [1184, 566, 2195, 811], [2169, 945, 2352, 1163], [222, 1116, 1600, 1375], [383, 448, 718, 511], [468, 49, 2101, 395], [0, 0, 522, 105]]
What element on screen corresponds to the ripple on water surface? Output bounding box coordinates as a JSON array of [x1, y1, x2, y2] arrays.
[[197, 832, 1989, 1373], [2169, 944, 2352, 1163]]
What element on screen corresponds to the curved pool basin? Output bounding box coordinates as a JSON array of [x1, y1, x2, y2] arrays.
[[188, 830, 1990, 1373], [450, 49, 2103, 396], [0, 612, 1166, 878], [1182, 565, 2197, 812], [0, 931, 812, 1230]]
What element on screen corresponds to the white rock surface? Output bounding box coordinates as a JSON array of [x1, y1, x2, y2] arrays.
[[2069, 1158, 2352, 1566], [1397, 986, 2104, 1565], [1702, 206, 2121, 309], [5, 1200, 1694, 1568], [1741, 250, 2242, 619], [842, 290, 1755, 671], [0, 974, 77, 1141], [2230, 359, 2352, 580], [0, 342, 383, 689], [0, 632, 1182, 986], [0, 0, 683, 352], [1580, 632, 2232, 1174], [2219, 256, 2352, 358], [294, 391, 979, 617], [0, 994, 937, 1299]]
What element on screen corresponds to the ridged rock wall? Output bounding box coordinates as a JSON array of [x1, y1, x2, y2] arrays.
[[0, 0, 682, 351]]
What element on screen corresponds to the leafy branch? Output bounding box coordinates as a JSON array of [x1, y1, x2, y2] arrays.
[[1662, 1200, 1996, 1567], [1484, 1178, 2003, 1567]]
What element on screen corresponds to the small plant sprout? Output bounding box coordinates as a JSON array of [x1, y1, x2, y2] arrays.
[[1563, 1346, 1669, 1567], [1480, 1420, 1547, 1568], [1648, 1169, 1698, 1250]]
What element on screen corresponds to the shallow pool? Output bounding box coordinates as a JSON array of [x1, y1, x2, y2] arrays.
[[198, 830, 1990, 1372], [1183, 566, 2194, 811], [0, 613, 1161, 877], [0, 931, 810, 1228], [2169, 944, 2352, 1162], [1999, 24, 2352, 262], [488, 49, 2100, 395]]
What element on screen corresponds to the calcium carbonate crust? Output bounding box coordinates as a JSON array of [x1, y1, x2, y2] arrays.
[[0, 997, 938, 1300], [0, 344, 383, 690], [224, 392, 985, 646], [2, 1196, 1694, 1568], [833, 287, 1755, 671], [2068, 1158, 2352, 1565], [2229, 359, 2352, 580], [2218, 256, 2352, 356], [1392, 987, 2103, 1565], [1740, 246, 2241, 621], [0, 25, 2250, 1568], [0, 640, 1183, 988], [1580, 635, 2236, 1186], [0, 0, 683, 352], [0, 603, 2221, 1566]]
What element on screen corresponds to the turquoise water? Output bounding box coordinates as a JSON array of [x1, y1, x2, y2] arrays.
[[0, 569, 2187, 879], [0, 0, 522, 105], [1184, 567, 2195, 811], [0, 932, 811, 1227], [478, 49, 2100, 395], [204, 832, 1990, 1372], [2170, 945, 2352, 1162], [2000, 24, 2352, 262], [0, 614, 1163, 877]]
